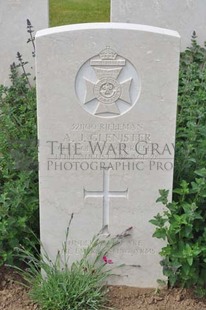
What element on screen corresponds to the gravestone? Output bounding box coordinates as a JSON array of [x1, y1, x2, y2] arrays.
[[0, 0, 49, 86], [111, 0, 206, 51], [36, 23, 180, 287]]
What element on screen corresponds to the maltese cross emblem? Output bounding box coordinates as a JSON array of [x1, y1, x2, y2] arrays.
[[75, 47, 141, 118]]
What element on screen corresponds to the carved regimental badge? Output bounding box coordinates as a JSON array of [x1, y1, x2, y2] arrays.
[[75, 47, 141, 118]]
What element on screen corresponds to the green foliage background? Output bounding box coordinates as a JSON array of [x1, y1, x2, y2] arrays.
[[175, 39, 206, 185], [0, 66, 39, 265], [151, 39, 206, 296]]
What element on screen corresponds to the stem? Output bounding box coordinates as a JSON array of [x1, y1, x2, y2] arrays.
[[17, 52, 32, 89]]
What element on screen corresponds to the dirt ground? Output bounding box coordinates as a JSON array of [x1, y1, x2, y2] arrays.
[[1, 266, 206, 310]]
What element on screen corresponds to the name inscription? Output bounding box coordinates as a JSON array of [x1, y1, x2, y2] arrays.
[[45, 122, 174, 171]]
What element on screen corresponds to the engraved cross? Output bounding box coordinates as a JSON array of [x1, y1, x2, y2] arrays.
[[84, 169, 128, 234]]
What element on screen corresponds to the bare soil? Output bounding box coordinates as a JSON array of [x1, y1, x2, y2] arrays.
[[1, 266, 206, 310], [107, 286, 206, 310]]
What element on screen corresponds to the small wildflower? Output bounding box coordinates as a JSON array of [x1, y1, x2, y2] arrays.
[[103, 256, 113, 264]]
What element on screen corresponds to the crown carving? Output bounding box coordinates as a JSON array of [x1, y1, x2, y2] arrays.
[[99, 47, 117, 60]]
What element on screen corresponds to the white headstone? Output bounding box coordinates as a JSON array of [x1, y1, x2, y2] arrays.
[[36, 23, 180, 287], [111, 0, 206, 51], [0, 0, 49, 86]]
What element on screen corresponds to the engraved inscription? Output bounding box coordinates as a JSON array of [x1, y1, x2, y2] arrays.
[[75, 47, 141, 118], [84, 168, 128, 234]]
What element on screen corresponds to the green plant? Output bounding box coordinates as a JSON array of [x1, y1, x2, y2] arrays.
[[0, 58, 38, 266], [16, 215, 131, 310], [27, 19, 36, 58], [150, 37, 206, 297], [150, 168, 206, 296], [174, 35, 206, 187]]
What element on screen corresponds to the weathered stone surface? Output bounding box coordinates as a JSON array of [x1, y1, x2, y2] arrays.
[[111, 0, 206, 51], [36, 23, 180, 287]]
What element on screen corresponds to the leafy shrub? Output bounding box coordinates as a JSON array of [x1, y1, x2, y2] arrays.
[[151, 38, 206, 296], [0, 60, 39, 266], [150, 171, 206, 296], [174, 36, 206, 187]]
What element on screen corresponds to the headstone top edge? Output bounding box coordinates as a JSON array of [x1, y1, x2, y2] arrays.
[[35, 22, 180, 39]]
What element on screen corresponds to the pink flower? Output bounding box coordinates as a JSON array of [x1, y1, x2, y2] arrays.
[[103, 256, 113, 264]]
